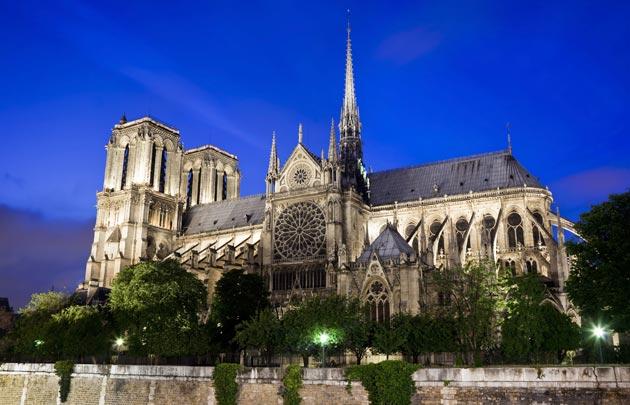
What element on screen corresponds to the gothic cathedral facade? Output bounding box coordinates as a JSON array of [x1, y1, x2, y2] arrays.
[[81, 26, 577, 320]]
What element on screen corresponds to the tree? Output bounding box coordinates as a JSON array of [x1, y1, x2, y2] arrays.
[[343, 304, 372, 365], [372, 322, 404, 360], [566, 191, 630, 332], [50, 305, 112, 361], [282, 295, 365, 366], [234, 308, 282, 365], [502, 274, 581, 363], [431, 261, 504, 365], [211, 269, 270, 351], [7, 292, 72, 358], [108, 260, 207, 357]]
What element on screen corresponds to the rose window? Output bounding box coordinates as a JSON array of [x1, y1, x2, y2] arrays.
[[288, 163, 312, 188], [274, 201, 326, 260]]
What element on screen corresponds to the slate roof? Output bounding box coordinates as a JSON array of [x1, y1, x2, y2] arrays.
[[358, 223, 415, 263], [182, 194, 266, 235], [367, 150, 543, 206]]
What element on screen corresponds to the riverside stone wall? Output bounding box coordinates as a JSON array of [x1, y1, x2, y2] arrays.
[[0, 363, 628, 404]]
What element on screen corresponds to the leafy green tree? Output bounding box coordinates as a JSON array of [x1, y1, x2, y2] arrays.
[[432, 261, 504, 365], [50, 305, 112, 361], [211, 269, 270, 351], [372, 322, 404, 360], [502, 274, 581, 363], [8, 292, 72, 358], [282, 295, 364, 366], [234, 308, 282, 365], [566, 191, 630, 332], [108, 260, 207, 357], [343, 305, 372, 365]]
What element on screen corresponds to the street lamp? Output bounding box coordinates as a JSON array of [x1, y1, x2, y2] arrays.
[[317, 331, 330, 368], [591, 325, 606, 363]]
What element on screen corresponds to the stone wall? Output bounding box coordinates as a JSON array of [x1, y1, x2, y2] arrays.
[[0, 363, 628, 404]]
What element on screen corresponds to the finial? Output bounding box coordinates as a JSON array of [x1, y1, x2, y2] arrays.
[[346, 9, 351, 36], [119, 113, 127, 124], [298, 123, 303, 144], [267, 131, 278, 176], [506, 122, 512, 154]]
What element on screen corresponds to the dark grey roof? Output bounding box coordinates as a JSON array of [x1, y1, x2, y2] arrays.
[[182, 194, 266, 235], [368, 150, 543, 206], [358, 223, 415, 263]]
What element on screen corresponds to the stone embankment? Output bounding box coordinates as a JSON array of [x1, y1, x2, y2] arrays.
[[0, 363, 628, 404]]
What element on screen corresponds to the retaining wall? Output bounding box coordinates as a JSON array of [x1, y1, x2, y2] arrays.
[[0, 363, 628, 404]]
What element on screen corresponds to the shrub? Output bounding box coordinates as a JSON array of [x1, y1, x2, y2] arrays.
[[282, 364, 302, 405], [346, 360, 420, 405], [54, 360, 74, 403], [213, 363, 240, 405]]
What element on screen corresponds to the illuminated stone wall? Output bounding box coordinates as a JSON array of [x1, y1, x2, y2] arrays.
[[1, 363, 628, 404]]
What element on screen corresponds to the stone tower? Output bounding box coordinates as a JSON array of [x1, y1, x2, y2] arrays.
[[84, 116, 184, 289]]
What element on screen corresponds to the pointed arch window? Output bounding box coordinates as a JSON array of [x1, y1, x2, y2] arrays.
[[507, 212, 524, 248], [120, 145, 130, 189], [532, 212, 546, 247], [481, 215, 496, 256], [405, 223, 419, 254], [430, 220, 444, 255], [365, 280, 390, 323], [159, 148, 168, 193], [526, 259, 538, 274], [505, 259, 517, 276], [455, 218, 470, 252], [149, 145, 157, 187]]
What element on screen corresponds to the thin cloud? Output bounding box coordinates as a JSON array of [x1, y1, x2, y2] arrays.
[[376, 27, 441, 65], [0, 204, 93, 309], [551, 167, 630, 207]]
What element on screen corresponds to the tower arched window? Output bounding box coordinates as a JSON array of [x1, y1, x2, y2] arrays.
[[120, 145, 130, 189], [159, 148, 168, 193], [507, 212, 524, 248], [365, 280, 390, 323], [186, 169, 193, 209], [149, 145, 157, 187], [455, 218, 470, 252]]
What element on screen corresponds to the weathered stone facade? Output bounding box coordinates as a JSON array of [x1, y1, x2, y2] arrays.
[[1, 363, 628, 404], [80, 25, 579, 318]]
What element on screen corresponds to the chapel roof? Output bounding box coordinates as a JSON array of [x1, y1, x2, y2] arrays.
[[367, 150, 543, 206], [357, 223, 415, 263], [182, 194, 266, 235]]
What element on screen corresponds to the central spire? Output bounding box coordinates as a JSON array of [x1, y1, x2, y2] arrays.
[[339, 11, 361, 136]]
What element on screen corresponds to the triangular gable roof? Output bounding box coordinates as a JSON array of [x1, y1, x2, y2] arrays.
[[358, 223, 415, 263]]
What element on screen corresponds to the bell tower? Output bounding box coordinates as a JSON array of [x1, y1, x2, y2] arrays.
[[83, 116, 184, 289]]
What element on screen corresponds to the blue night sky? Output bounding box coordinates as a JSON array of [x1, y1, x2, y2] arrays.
[[0, 1, 629, 308]]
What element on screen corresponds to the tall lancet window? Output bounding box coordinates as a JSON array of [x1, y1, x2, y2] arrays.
[[149, 145, 157, 187], [222, 172, 228, 200], [532, 212, 546, 247], [186, 169, 193, 209], [365, 280, 390, 323], [120, 145, 130, 189], [159, 148, 168, 193]]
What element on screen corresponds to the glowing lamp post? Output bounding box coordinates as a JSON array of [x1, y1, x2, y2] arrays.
[[591, 325, 607, 364], [317, 331, 331, 368]]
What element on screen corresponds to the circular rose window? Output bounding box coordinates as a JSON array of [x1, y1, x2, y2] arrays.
[[274, 201, 326, 260], [288, 163, 312, 188]]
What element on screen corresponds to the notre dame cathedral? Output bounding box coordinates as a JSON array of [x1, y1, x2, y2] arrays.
[[80, 26, 578, 321]]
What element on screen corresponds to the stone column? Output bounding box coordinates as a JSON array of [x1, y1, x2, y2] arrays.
[[208, 161, 216, 202]]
